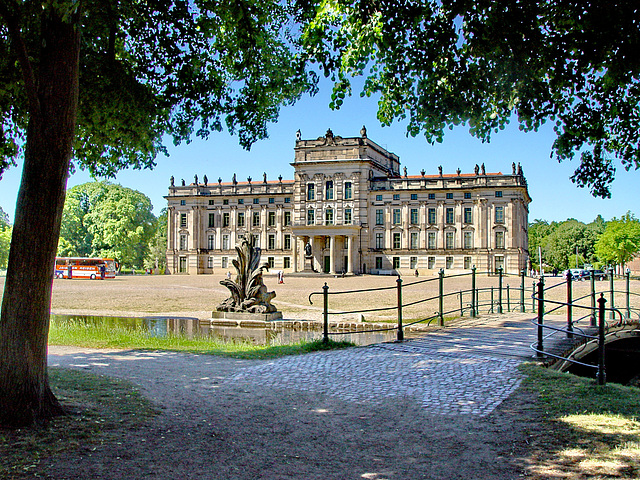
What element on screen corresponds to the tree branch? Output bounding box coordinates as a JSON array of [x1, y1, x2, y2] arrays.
[[0, 0, 41, 118]]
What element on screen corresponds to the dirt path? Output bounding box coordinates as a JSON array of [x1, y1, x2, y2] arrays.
[[45, 342, 541, 480]]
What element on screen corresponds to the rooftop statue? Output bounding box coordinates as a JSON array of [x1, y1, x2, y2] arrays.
[[216, 233, 277, 314]]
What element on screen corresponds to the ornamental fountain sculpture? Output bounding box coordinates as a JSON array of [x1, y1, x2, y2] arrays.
[[214, 233, 282, 320]]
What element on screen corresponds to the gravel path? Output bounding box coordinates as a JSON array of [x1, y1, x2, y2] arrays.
[[46, 327, 540, 480]]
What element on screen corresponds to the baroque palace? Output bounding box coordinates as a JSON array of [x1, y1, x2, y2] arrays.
[[165, 128, 531, 275]]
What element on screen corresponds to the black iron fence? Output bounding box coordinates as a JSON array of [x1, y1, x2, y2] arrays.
[[308, 267, 530, 343], [531, 269, 640, 386]]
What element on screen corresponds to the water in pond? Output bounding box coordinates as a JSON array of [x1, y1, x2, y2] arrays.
[[51, 314, 404, 346]]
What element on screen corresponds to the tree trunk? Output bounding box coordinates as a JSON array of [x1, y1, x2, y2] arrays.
[[0, 10, 80, 427]]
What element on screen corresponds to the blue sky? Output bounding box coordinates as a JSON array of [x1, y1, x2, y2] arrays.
[[0, 85, 637, 224]]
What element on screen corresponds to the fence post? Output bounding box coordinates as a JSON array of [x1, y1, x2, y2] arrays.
[[471, 266, 477, 318], [396, 276, 404, 341], [497, 267, 503, 314], [438, 268, 444, 326], [536, 277, 545, 357], [626, 269, 631, 320], [459, 291, 464, 317], [566, 272, 573, 338], [590, 272, 596, 327], [323, 282, 329, 344], [532, 282, 537, 313], [506, 284, 511, 312], [597, 294, 607, 386], [608, 267, 615, 321], [490, 287, 494, 313], [520, 268, 526, 313]]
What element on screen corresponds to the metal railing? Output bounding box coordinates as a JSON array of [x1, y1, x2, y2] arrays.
[[530, 269, 640, 385], [308, 267, 531, 343]]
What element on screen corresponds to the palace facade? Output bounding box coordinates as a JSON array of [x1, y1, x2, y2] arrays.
[[165, 129, 531, 275]]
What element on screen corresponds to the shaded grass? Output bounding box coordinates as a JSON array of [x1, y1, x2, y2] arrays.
[[0, 368, 157, 479], [49, 320, 354, 359], [521, 364, 640, 479]]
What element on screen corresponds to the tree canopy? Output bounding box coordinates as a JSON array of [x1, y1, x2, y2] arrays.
[[58, 182, 156, 268], [300, 0, 640, 198], [595, 212, 640, 266], [0, 0, 316, 428]]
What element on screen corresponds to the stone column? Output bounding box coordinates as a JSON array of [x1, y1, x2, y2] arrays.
[[292, 235, 298, 272], [347, 236, 353, 274], [310, 236, 316, 271], [329, 235, 335, 274]]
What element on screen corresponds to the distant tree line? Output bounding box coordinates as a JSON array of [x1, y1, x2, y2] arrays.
[[529, 212, 640, 271], [0, 206, 10, 270]]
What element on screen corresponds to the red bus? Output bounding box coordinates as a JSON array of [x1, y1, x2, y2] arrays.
[[54, 257, 117, 279]]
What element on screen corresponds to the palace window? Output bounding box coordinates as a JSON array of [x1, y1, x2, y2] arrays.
[[428, 256, 435, 269], [445, 231, 454, 249], [268, 234, 276, 250], [376, 209, 384, 225], [325, 181, 334, 200], [269, 197, 275, 204], [207, 234, 215, 250], [284, 197, 291, 203], [495, 191, 503, 198], [253, 198, 259, 204], [307, 184, 315, 201], [267, 257, 275, 268], [284, 234, 291, 250], [221, 256, 228, 268], [252, 211, 260, 227], [179, 234, 187, 251], [446, 208, 454, 224], [393, 232, 401, 249], [376, 257, 383, 269], [238, 198, 244, 205], [446, 193, 453, 199], [208, 213, 215, 228], [307, 209, 315, 225], [464, 231, 473, 249], [428, 193, 435, 200], [495, 231, 505, 249], [410, 256, 418, 269], [209, 199, 215, 205], [237, 212, 245, 227], [464, 192, 471, 199], [375, 232, 384, 249], [222, 234, 230, 250], [392, 208, 401, 225], [325, 209, 334, 225], [446, 256, 454, 269], [464, 207, 472, 224], [495, 206, 504, 224], [410, 232, 419, 250], [376, 194, 383, 201], [223, 199, 229, 205], [393, 257, 400, 269], [180, 213, 187, 228], [411, 193, 417, 200], [428, 232, 436, 249], [222, 212, 230, 227], [207, 256, 214, 269], [180, 200, 186, 206], [393, 194, 400, 201], [283, 211, 291, 227], [410, 208, 418, 225], [464, 256, 472, 269], [344, 182, 352, 200], [283, 257, 291, 269], [344, 208, 352, 225], [268, 211, 276, 227], [428, 208, 436, 224]]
